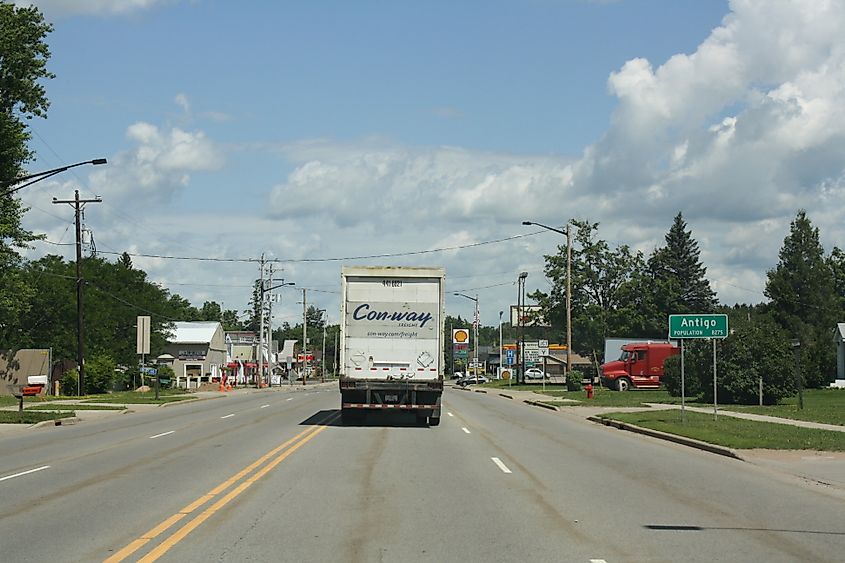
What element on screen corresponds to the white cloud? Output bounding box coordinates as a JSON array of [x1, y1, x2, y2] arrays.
[[82, 121, 224, 205]]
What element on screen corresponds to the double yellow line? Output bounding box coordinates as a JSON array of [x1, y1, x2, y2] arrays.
[[106, 412, 338, 563]]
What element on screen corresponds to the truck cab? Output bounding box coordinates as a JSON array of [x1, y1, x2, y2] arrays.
[[600, 342, 679, 391]]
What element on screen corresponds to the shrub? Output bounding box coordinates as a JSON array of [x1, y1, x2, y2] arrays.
[[60, 369, 79, 396], [665, 314, 795, 405], [84, 354, 117, 394]]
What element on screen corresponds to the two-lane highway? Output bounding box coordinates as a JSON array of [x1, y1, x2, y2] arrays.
[[2, 385, 843, 562]]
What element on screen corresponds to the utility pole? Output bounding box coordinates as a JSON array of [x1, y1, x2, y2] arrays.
[[302, 288, 308, 384], [518, 272, 528, 384], [257, 254, 266, 388], [267, 263, 274, 387], [473, 294, 479, 377], [321, 311, 327, 383], [566, 222, 572, 378], [53, 190, 101, 395]]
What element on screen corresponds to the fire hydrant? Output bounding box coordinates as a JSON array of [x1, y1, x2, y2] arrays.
[[585, 383, 594, 399]]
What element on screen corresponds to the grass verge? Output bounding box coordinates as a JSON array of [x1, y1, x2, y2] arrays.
[[721, 389, 844, 426], [81, 391, 193, 404], [0, 411, 74, 424], [601, 409, 845, 451]]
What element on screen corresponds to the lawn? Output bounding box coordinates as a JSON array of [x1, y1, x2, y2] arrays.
[[721, 389, 844, 426], [0, 411, 75, 424], [601, 409, 845, 451], [80, 391, 193, 404]]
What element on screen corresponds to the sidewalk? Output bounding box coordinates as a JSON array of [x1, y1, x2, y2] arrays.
[[463, 384, 845, 492]]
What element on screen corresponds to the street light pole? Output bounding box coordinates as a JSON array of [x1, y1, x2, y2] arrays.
[[523, 220, 574, 376]]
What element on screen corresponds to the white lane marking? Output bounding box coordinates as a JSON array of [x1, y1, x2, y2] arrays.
[[220, 414, 235, 419], [0, 465, 51, 482], [286, 398, 294, 401], [462, 427, 471, 434], [447, 412, 454, 417], [590, 560, 608, 563], [491, 457, 512, 474], [260, 404, 270, 409], [149, 431, 175, 439]]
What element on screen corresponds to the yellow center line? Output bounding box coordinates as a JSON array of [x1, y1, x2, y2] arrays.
[[139, 417, 336, 562], [104, 413, 336, 563]]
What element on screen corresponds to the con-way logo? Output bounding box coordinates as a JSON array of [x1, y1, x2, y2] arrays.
[[352, 303, 433, 328]]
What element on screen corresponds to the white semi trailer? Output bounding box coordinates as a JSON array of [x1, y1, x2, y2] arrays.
[[339, 266, 445, 426]]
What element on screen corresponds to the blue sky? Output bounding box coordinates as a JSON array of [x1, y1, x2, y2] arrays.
[[17, 0, 845, 329]]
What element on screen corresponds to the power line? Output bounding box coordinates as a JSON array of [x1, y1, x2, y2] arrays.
[[88, 231, 543, 264]]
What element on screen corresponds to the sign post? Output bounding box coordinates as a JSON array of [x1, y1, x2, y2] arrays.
[[668, 314, 729, 422]]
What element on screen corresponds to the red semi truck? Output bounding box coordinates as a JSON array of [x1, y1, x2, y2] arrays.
[[600, 342, 679, 391]]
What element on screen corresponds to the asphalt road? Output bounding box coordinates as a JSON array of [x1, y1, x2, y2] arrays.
[[1, 385, 843, 562]]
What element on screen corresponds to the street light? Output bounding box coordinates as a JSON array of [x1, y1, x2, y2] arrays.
[[1, 158, 107, 196], [517, 272, 528, 384], [523, 220, 574, 377], [454, 293, 479, 378]]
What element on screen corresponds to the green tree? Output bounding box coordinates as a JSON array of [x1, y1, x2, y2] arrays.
[[0, 4, 53, 346], [646, 212, 717, 325], [533, 220, 649, 361], [12, 254, 202, 377], [765, 210, 836, 387]]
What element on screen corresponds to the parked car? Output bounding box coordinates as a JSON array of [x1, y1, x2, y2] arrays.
[[458, 374, 489, 386], [525, 368, 547, 379]]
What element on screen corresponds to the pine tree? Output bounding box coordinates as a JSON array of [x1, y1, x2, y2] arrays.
[[765, 210, 836, 387], [648, 212, 717, 316]]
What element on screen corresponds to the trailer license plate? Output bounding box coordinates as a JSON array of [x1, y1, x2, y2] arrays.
[[385, 394, 398, 402]]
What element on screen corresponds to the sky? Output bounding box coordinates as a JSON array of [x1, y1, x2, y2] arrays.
[[13, 0, 845, 331]]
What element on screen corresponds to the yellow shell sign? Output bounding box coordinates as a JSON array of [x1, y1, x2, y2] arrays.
[[452, 328, 469, 344]]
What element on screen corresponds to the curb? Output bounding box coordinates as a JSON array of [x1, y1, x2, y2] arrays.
[[524, 400, 558, 411], [588, 416, 741, 460], [159, 394, 227, 408], [500, 394, 514, 400], [474, 389, 487, 394], [31, 416, 80, 429]]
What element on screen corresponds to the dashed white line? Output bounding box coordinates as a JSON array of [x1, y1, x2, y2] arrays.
[[462, 427, 471, 434], [447, 412, 454, 417], [220, 414, 235, 419], [0, 465, 51, 482], [149, 431, 175, 439], [491, 457, 512, 474], [286, 398, 294, 401], [589, 560, 608, 563], [260, 404, 270, 409]]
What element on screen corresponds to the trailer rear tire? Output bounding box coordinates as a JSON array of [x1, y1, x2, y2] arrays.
[[428, 416, 440, 426], [616, 377, 632, 392]]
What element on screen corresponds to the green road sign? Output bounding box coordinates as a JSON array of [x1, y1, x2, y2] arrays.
[[668, 314, 729, 339]]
